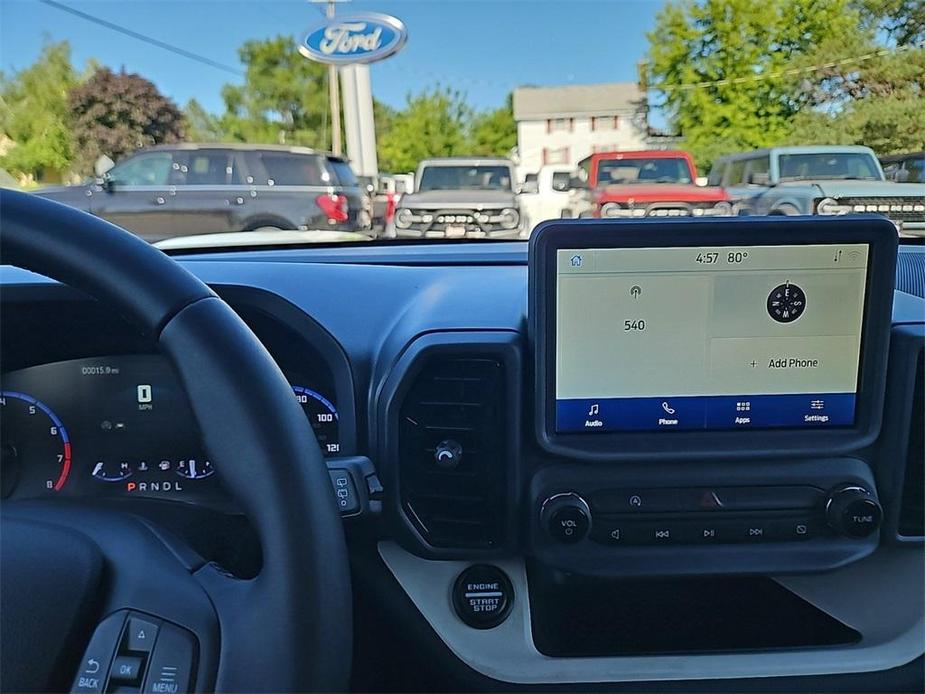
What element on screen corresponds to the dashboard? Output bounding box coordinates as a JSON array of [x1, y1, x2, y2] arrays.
[[1, 218, 923, 690]]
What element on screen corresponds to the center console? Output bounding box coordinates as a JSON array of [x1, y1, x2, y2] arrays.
[[527, 217, 897, 576], [378, 216, 922, 686]]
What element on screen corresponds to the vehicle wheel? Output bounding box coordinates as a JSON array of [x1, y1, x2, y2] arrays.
[[252, 225, 283, 232], [771, 204, 800, 216]]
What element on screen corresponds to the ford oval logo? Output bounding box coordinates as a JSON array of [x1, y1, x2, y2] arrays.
[[299, 12, 407, 65]]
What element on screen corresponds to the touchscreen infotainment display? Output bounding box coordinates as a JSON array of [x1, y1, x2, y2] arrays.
[[555, 244, 869, 433]]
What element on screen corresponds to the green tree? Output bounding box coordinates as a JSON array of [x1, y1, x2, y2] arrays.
[[646, 0, 866, 170], [0, 40, 78, 182], [787, 46, 925, 153], [469, 93, 517, 157], [378, 87, 471, 172], [219, 36, 329, 148], [184, 98, 225, 142], [69, 67, 184, 174], [858, 0, 925, 44]]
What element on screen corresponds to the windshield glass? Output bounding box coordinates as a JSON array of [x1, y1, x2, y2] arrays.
[[778, 153, 882, 181], [1, 1, 922, 246], [418, 165, 512, 192], [596, 158, 692, 185]]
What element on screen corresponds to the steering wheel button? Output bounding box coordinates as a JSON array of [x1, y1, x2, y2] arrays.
[[125, 615, 160, 653], [141, 623, 197, 694], [111, 656, 144, 683], [71, 612, 126, 693]]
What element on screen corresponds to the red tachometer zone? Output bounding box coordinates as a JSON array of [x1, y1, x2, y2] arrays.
[[57, 441, 72, 491]]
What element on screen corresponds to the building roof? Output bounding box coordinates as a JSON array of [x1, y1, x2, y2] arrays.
[[513, 83, 645, 121]]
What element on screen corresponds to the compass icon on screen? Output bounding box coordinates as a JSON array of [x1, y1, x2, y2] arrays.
[[767, 282, 806, 323]]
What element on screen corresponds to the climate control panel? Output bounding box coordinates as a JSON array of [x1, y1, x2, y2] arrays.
[[529, 459, 882, 577]]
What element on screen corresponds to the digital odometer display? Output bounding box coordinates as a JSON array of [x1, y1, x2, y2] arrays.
[[555, 244, 869, 433]]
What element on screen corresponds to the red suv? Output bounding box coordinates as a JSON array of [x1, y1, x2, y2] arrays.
[[570, 150, 732, 219]]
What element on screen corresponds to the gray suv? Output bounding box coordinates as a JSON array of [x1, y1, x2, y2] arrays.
[[393, 157, 528, 239], [35, 144, 366, 242]]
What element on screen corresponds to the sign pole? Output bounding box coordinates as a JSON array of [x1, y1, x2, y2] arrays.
[[326, 0, 342, 155]]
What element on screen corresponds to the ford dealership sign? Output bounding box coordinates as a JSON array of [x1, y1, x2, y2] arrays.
[[299, 12, 407, 65]]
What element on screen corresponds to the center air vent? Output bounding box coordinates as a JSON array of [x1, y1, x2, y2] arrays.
[[398, 356, 508, 549]]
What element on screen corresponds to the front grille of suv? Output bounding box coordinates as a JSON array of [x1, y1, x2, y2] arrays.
[[840, 197, 925, 223], [402, 208, 514, 234]]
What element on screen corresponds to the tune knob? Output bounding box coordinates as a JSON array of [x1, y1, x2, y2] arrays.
[[825, 485, 882, 538], [540, 492, 591, 544]]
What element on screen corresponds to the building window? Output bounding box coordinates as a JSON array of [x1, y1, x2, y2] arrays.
[[591, 116, 620, 131], [543, 147, 570, 165], [547, 118, 573, 133]]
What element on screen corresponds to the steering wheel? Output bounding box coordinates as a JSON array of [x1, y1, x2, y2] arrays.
[[0, 190, 352, 692]]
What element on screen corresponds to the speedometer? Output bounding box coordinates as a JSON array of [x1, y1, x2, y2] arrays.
[[292, 386, 340, 456]]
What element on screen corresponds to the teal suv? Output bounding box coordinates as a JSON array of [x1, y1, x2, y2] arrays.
[[710, 145, 925, 236]]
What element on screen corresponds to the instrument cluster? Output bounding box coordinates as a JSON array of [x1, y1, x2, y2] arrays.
[[0, 354, 341, 505]]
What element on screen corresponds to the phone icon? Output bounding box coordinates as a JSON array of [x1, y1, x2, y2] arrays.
[[661, 401, 676, 415]]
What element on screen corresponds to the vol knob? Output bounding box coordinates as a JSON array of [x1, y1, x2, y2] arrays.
[[540, 492, 591, 544], [825, 485, 882, 538]]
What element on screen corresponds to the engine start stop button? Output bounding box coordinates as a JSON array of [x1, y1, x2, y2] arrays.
[[452, 564, 514, 629]]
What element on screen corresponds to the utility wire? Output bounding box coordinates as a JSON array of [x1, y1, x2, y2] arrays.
[[37, 0, 244, 77], [651, 43, 921, 93]]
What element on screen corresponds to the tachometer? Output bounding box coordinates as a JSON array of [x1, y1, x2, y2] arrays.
[[292, 386, 340, 456], [0, 391, 72, 495]]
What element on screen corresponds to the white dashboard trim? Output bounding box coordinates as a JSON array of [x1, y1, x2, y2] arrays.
[[378, 541, 924, 684]]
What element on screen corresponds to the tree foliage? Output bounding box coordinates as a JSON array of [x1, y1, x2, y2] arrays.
[[0, 40, 78, 181], [183, 98, 224, 143], [69, 67, 184, 174], [469, 93, 517, 158], [378, 87, 471, 172], [218, 36, 330, 147], [858, 0, 925, 44], [787, 44, 925, 153], [646, 0, 864, 170], [647, 0, 925, 169]]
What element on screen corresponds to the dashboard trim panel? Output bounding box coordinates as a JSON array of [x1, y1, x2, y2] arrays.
[[379, 540, 925, 685]]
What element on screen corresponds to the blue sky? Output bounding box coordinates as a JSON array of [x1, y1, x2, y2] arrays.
[[1, 0, 662, 114]]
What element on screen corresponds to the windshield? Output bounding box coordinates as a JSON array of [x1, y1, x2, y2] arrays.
[[778, 153, 882, 181], [418, 165, 512, 192], [1, 1, 922, 246], [596, 158, 692, 185]]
